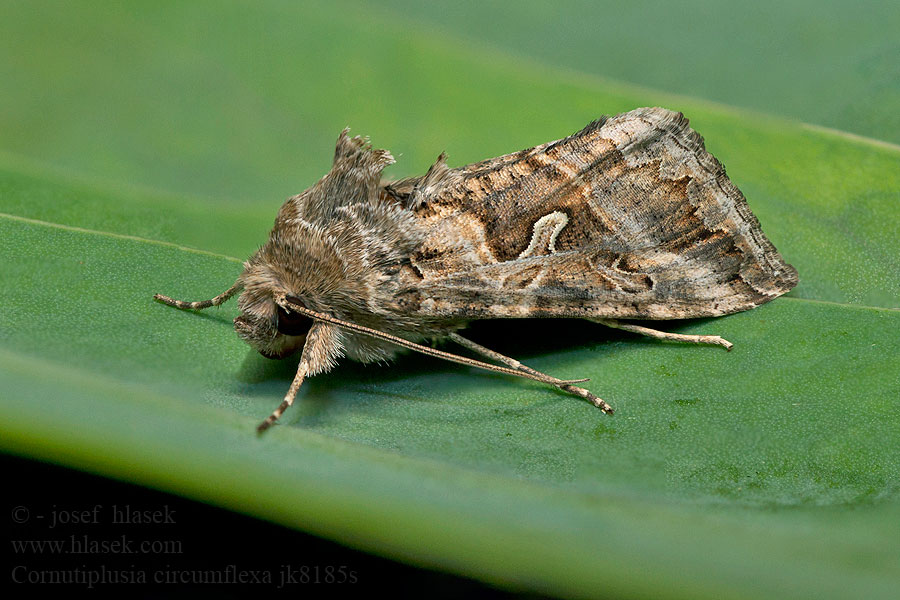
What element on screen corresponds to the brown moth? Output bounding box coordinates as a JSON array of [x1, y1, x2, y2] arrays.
[[154, 107, 797, 433]]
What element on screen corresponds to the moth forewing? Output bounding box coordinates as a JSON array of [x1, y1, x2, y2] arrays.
[[154, 107, 796, 432]]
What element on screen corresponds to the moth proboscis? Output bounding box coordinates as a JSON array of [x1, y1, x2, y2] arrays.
[[154, 107, 797, 433]]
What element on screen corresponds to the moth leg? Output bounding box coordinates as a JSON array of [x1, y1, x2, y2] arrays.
[[592, 319, 733, 350], [256, 320, 348, 433], [256, 359, 308, 434], [154, 281, 241, 310], [448, 333, 614, 414]]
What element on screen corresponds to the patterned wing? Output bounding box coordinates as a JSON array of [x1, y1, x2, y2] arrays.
[[398, 107, 797, 320]]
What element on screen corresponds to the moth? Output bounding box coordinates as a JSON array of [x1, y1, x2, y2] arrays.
[[155, 107, 797, 433]]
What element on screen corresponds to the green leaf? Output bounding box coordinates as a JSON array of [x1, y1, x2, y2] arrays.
[[375, 0, 900, 146], [1, 2, 899, 598]]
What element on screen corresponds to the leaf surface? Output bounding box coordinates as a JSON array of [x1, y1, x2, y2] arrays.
[[1, 2, 898, 598]]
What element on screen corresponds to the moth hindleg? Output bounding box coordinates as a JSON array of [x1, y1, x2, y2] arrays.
[[448, 333, 614, 414], [592, 319, 733, 350]]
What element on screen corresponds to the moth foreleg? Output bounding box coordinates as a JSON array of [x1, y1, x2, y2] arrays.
[[255, 320, 342, 434], [448, 333, 614, 415], [153, 281, 241, 310], [256, 359, 307, 434], [592, 319, 733, 350]]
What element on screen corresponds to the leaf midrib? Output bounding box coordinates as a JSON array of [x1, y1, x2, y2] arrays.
[[0, 211, 242, 263], [0, 210, 892, 314]]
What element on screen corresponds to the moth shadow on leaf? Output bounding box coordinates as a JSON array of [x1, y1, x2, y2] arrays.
[[234, 316, 730, 388], [234, 318, 614, 385], [231, 317, 725, 428], [452, 316, 732, 358], [458, 318, 620, 360]]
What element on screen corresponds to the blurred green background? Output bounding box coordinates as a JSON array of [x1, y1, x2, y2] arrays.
[[1, 1, 898, 597]]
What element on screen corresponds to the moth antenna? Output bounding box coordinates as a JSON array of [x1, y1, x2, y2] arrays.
[[257, 358, 308, 434], [276, 295, 587, 388], [154, 281, 242, 310]]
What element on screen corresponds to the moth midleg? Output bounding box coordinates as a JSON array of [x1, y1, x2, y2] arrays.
[[448, 333, 614, 415], [591, 319, 733, 350], [154, 281, 241, 310]]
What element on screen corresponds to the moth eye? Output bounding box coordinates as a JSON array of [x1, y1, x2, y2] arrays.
[[275, 304, 312, 337]]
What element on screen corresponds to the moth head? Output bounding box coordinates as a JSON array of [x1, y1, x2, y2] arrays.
[[233, 278, 313, 360]]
